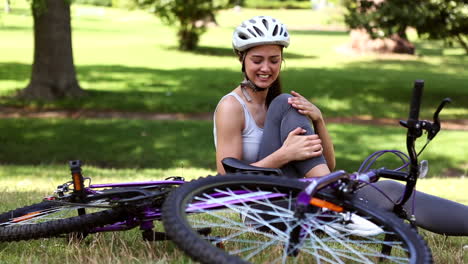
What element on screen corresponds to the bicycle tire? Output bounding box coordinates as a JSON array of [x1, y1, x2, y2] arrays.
[[0, 200, 125, 242], [162, 174, 432, 264]]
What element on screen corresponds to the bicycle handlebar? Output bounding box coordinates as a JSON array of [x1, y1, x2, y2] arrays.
[[409, 80, 424, 122]]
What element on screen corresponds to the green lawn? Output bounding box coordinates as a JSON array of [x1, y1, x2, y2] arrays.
[[0, 1, 467, 118], [0, 118, 466, 176], [0, 2, 467, 263]]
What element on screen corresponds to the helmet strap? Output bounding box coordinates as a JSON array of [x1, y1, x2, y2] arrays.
[[240, 77, 267, 93]]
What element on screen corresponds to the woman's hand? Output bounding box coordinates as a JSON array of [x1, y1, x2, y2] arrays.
[[288, 91, 322, 122], [281, 127, 323, 162]]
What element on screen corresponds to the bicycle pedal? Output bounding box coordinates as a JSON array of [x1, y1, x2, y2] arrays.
[[196, 227, 212, 236]]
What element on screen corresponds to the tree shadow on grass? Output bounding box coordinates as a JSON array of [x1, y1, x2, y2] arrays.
[[284, 60, 467, 118], [0, 118, 215, 170], [167, 46, 317, 59], [330, 123, 465, 177], [0, 25, 33, 31], [0, 118, 463, 175], [0, 60, 466, 118], [413, 41, 467, 58]]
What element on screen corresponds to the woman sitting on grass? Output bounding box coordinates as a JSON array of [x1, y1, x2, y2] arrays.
[[214, 15, 335, 179], [213, 15, 467, 236]]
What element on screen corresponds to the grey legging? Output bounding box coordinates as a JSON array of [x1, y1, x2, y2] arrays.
[[259, 93, 468, 236], [258, 93, 327, 178]]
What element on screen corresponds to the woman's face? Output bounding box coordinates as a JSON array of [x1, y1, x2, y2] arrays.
[[244, 45, 282, 89]]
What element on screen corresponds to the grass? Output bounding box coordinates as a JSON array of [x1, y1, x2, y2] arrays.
[[1, 118, 467, 176], [0, 230, 465, 263], [0, 173, 467, 263], [0, 2, 467, 263], [0, 1, 467, 118]]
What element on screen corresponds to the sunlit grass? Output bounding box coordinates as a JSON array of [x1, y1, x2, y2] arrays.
[[0, 170, 466, 263], [0, 231, 197, 264]]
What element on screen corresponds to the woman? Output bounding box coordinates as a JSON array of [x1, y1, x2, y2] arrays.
[[214, 16, 467, 236], [214, 15, 334, 178]]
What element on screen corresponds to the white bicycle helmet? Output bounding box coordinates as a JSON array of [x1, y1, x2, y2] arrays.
[[232, 16, 290, 52]]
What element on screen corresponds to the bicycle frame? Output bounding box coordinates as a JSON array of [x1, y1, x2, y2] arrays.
[[86, 180, 186, 234], [50, 160, 186, 236]]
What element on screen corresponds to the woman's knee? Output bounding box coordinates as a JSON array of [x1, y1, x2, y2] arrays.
[[269, 93, 292, 110]]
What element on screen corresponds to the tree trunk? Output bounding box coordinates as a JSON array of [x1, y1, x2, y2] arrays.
[[349, 29, 415, 54], [4, 0, 11, 13], [20, 0, 85, 100], [455, 34, 468, 55]]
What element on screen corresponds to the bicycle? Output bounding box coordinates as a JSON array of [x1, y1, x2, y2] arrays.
[[0, 162, 188, 242], [161, 80, 451, 263]]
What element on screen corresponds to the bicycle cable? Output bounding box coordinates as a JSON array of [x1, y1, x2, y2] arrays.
[[47, 200, 114, 209]]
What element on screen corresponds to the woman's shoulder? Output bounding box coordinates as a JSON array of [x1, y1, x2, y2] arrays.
[[217, 89, 244, 111], [215, 90, 245, 126], [217, 94, 243, 115]]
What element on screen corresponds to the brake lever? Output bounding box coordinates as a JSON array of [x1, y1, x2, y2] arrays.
[[428, 98, 451, 140]]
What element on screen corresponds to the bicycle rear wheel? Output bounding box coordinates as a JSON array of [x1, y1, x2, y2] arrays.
[[0, 199, 124, 242], [162, 174, 432, 264]]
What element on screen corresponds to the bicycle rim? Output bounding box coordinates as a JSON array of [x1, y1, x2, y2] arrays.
[[0, 199, 123, 242], [162, 174, 432, 264]]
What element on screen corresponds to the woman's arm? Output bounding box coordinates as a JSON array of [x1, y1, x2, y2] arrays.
[[312, 117, 335, 170], [289, 91, 336, 171], [215, 95, 324, 174], [214, 97, 244, 174], [251, 127, 324, 169]]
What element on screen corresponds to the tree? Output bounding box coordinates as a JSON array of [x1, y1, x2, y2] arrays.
[[20, 0, 84, 100], [137, 0, 233, 51], [414, 0, 468, 54], [4, 0, 11, 13], [343, 0, 468, 54]]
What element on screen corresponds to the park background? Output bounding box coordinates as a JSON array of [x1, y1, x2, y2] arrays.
[[0, 0, 467, 263]]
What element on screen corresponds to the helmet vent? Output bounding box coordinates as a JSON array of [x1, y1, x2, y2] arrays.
[[279, 27, 283, 35], [249, 19, 256, 24], [272, 25, 278, 36], [284, 31, 288, 37], [247, 28, 257, 37], [253, 26, 264, 36], [262, 19, 269, 30], [238, 33, 249, 40]]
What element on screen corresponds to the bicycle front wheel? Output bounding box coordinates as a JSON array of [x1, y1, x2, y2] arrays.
[[162, 174, 432, 264], [0, 200, 124, 242]]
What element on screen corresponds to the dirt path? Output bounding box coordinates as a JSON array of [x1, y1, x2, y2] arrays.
[[1, 106, 467, 131]]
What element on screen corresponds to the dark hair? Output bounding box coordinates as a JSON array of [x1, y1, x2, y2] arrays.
[[266, 77, 282, 107], [237, 48, 284, 108]]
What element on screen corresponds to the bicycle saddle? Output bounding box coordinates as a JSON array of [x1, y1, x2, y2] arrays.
[[221, 157, 283, 176]]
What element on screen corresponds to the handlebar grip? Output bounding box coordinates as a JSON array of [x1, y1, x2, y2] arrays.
[[409, 80, 424, 121]]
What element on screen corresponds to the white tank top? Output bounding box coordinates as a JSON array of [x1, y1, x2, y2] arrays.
[[213, 92, 264, 163]]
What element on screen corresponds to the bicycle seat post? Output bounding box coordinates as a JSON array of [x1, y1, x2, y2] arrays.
[[69, 160, 86, 205]]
